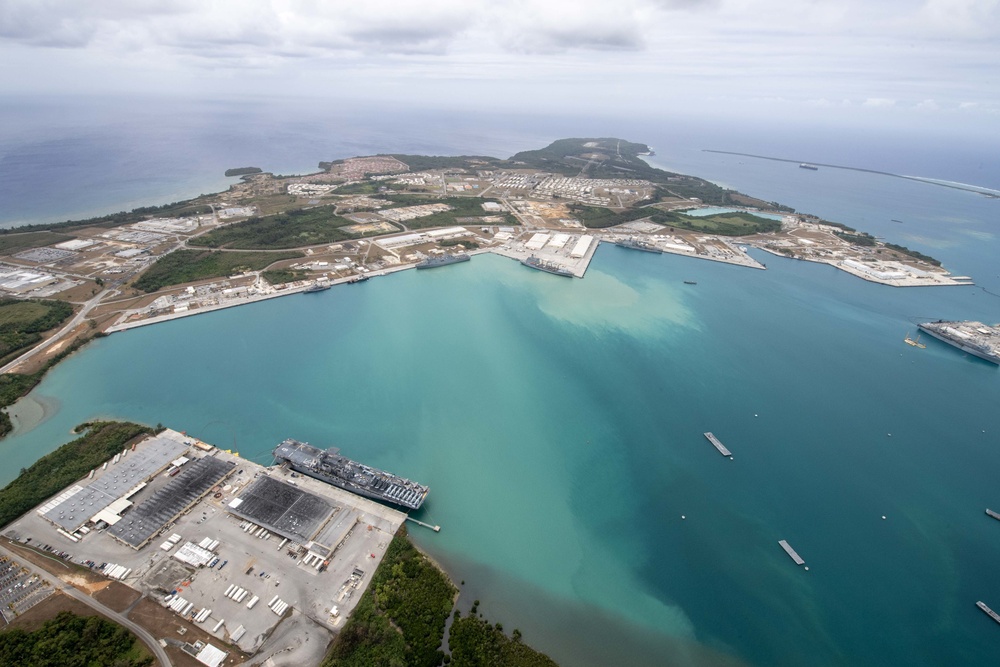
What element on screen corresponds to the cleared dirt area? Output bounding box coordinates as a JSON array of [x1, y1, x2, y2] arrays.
[[129, 597, 248, 667], [93, 580, 142, 613]]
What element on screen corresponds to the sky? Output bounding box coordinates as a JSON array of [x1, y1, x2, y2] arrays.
[[1, 0, 999, 132]]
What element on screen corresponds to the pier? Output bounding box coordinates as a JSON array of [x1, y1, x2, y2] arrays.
[[987, 509, 1000, 521], [978, 601, 1000, 625], [703, 432, 732, 458], [778, 540, 805, 566], [406, 516, 441, 532]]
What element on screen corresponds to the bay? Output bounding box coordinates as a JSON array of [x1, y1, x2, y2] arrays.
[[1, 98, 1000, 665]]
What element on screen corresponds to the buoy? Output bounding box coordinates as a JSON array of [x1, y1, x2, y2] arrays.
[[881, 515, 886, 520], [804, 566, 809, 571], [681, 515, 686, 520], [754, 414, 758, 417], [888, 433, 892, 437]]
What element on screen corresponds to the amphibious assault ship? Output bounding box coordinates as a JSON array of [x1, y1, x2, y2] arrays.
[[272, 439, 429, 510], [615, 237, 663, 254], [416, 253, 470, 269], [918, 320, 1000, 365], [521, 255, 574, 277]]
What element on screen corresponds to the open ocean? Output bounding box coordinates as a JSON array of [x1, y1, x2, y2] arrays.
[[1, 96, 999, 666]]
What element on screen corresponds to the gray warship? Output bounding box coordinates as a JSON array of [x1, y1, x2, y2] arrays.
[[272, 439, 429, 510], [614, 237, 662, 254], [917, 320, 1000, 365], [416, 253, 470, 269]]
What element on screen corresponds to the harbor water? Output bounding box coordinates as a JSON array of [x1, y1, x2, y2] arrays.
[[1, 98, 999, 665]]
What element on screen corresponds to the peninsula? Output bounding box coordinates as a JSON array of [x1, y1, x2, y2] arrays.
[[0, 138, 970, 399]]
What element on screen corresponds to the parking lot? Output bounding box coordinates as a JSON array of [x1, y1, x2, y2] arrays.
[[0, 557, 53, 622]]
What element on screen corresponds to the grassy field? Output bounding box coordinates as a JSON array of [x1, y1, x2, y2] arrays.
[[0, 231, 74, 256], [652, 211, 782, 236], [568, 204, 654, 229], [262, 269, 313, 285], [191, 205, 353, 249], [0, 299, 74, 367], [133, 249, 302, 292]]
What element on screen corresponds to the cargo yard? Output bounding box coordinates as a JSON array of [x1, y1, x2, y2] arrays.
[[2, 429, 408, 665]]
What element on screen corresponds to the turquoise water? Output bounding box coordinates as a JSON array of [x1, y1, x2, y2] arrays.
[[3, 100, 1000, 664], [3, 245, 1000, 666], [684, 207, 784, 221]]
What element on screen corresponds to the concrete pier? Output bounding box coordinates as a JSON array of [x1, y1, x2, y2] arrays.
[[406, 516, 441, 532]]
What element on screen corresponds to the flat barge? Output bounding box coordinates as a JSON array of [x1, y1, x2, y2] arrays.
[[272, 439, 429, 510], [987, 509, 1000, 521], [978, 601, 1000, 625], [703, 432, 732, 457], [778, 540, 805, 566]]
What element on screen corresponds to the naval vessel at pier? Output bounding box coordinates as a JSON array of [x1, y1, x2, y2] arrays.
[[614, 237, 663, 254], [917, 320, 1000, 365], [272, 439, 429, 510], [521, 255, 574, 277], [416, 253, 470, 269]]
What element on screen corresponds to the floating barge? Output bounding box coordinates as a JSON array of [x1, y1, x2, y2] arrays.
[[978, 601, 1000, 625], [987, 509, 1000, 521], [778, 540, 805, 566], [703, 432, 732, 458]]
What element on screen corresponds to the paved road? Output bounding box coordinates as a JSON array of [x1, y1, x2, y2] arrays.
[[0, 543, 172, 667], [0, 287, 111, 374]]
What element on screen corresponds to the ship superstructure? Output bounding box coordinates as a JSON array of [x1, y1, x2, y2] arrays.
[[272, 439, 429, 510], [918, 320, 1000, 365], [416, 253, 470, 269], [615, 237, 663, 254]]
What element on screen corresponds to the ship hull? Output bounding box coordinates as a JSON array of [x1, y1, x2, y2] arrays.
[[520, 257, 573, 277], [614, 241, 662, 254], [918, 324, 1000, 365]]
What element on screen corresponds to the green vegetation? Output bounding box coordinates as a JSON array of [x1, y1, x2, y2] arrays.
[[0, 421, 152, 528], [568, 204, 653, 229], [834, 231, 877, 247], [440, 239, 479, 250], [133, 249, 301, 292], [0, 200, 212, 235], [651, 211, 782, 236], [262, 269, 314, 285], [333, 181, 382, 195], [323, 528, 457, 667], [0, 334, 101, 438], [190, 206, 353, 250], [0, 611, 153, 667], [884, 243, 942, 266], [381, 195, 516, 229], [0, 299, 74, 367], [449, 613, 558, 667], [225, 167, 263, 177], [388, 155, 500, 172], [0, 232, 74, 256]]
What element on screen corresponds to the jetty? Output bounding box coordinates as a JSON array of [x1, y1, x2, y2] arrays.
[[778, 540, 805, 566], [987, 509, 1000, 521], [406, 516, 441, 532], [703, 432, 732, 458], [978, 601, 1000, 625]]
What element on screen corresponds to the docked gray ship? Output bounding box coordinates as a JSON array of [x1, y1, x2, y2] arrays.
[[615, 237, 662, 254], [272, 439, 429, 510], [918, 320, 1000, 365], [520, 255, 574, 277], [416, 253, 470, 269]]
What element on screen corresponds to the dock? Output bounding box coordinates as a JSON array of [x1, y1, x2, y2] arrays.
[[987, 509, 1000, 521], [978, 601, 1000, 625], [406, 516, 441, 532], [778, 540, 805, 566], [703, 432, 732, 458]]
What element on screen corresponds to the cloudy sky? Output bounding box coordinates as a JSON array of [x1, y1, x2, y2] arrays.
[[2, 0, 998, 128]]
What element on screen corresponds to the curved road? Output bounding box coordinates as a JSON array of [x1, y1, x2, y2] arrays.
[[0, 543, 172, 667]]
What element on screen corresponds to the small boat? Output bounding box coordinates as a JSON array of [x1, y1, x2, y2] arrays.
[[904, 332, 926, 349], [799, 163, 819, 171], [684, 280, 697, 285]]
